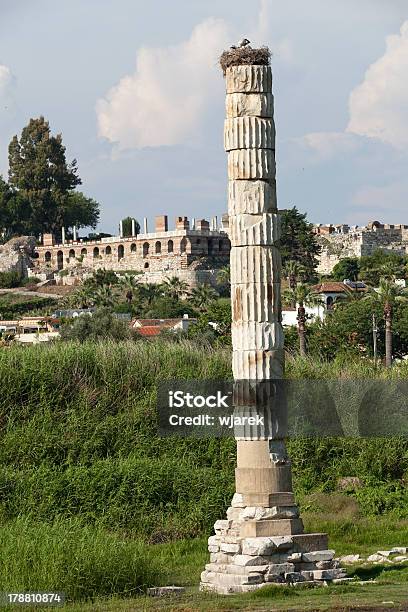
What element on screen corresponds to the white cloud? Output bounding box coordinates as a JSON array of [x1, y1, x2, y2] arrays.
[[0, 64, 12, 97], [347, 21, 408, 148], [96, 18, 230, 151], [299, 131, 360, 160]]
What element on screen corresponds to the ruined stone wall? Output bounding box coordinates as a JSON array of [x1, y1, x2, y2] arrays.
[[317, 227, 408, 274]]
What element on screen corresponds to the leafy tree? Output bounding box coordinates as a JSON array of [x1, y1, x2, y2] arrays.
[[0, 175, 29, 239], [60, 308, 132, 342], [331, 257, 360, 282], [280, 207, 321, 280], [359, 250, 406, 286], [84, 269, 119, 289], [7, 117, 99, 236], [121, 216, 140, 237], [145, 296, 196, 319]]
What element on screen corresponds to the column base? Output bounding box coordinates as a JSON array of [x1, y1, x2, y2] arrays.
[[200, 494, 344, 594]]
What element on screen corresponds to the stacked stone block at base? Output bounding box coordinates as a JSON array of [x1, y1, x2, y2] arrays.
[[200, 512, 345, 593]]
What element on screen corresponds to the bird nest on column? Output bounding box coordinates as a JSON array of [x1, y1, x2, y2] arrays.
[[219, 45, 271, 75]]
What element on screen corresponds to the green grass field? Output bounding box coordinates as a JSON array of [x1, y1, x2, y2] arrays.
[[0, 340, 408, 608]]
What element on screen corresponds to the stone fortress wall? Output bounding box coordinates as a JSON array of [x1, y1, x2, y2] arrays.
[[33, 214, 231, 287], [315, 220, 408, 274]]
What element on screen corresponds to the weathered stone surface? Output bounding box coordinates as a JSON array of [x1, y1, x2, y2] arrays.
[[220, 541, 241, 554], [241, 505, 299, 521], [147, 586, 185, 597], [0, 236, 36, 275], [224, 117, 275, 151], [226, 65, 272, 93], [234, 554, 271, 567], [264, 573, 285, 583], [240, 518, 304, 538], [201, 570, 264, 586], [231, 493, 245, 508], [242, 537, 276, 556], [228, 149, 275, 180], [266, 563, 295, 576], [302, 550, 335, 562], [242, 492, 296, 507], [394, 556, 408, 563], [367, 553, 387, 563], [226, 93, 274, 118], [235, 466, 293, 495], [205, 563, 269, 575], [214, 520, 230, 535], [210, 552, 234, 564], [291, 533, 329, 553], [391, 547, 407, 555], [230, 245, 280, 284], [231, 282, 281, 322], [315, 560, 335, 569], [339, 554, 360, 564], [232, 321, 284, 351], [226, 506, 243, 522], [232, 348, 284, 384], [285, 572, 306, 583], [229, 213, 280, 247], [228, 180, 276, 215], [313, 569, 347, 580], [200, 582, 265, 594]]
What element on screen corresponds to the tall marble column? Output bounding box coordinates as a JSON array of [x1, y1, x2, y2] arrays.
[[200, 51, 344, 594]]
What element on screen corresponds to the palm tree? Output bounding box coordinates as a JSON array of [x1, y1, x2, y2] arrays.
[[69, 286, 95, 309], [139, 283, 162, 308], [120, 274, 140, 305], [163, 276, 189, 302], [190, 284, 218, 312], [364, 277, 408, 367], [217, 265, 230, 286], [93, 286, 116, 309], [283, 283, 320, 356], [283, 260, 307, 289]]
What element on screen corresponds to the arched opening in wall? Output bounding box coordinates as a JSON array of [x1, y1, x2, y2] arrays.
[[93, 247, 100, 259], [155, 241, 161, 254], [143, 242, 149, 257], [130, 243, 137, 253], [118, 245, 124, 260], [105, 245, 112, 255], [81, 248, 87, 256], [208, 238, 214, 255], [326, 296, 334, 310], [45, 251, 52, 263], [69, 249, 75, 260], [57, 250, 64, 271], [32, 252, 39, 260], [180, 237, 187, 253], [167, 240, 174, 253], [144, 262, 149, 269]]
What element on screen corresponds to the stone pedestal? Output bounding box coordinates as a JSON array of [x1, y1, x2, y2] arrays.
[[200, 57, 341, 594]]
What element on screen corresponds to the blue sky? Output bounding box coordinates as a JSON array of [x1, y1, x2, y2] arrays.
[[1, 0, 408, 233]]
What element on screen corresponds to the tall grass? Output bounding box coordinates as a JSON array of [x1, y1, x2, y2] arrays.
[[0, 340, 408, 537], [0, 517, 163, 600]]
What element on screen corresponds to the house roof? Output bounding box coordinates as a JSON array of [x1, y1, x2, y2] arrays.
[[312, 282, 366, 294], [133, 318, 184, 327]]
